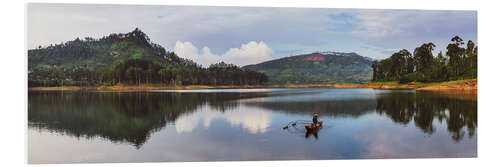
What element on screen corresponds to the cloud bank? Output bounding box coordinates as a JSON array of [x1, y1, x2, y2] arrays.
[[334, 10, 477, 46], [174, 41, 273, 67], [28, 4, 477, 60]]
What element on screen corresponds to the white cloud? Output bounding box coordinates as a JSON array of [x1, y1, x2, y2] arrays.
[[174, 41, 274, 67], [340, 10, 476, 43], [173, 41, 199, 61]]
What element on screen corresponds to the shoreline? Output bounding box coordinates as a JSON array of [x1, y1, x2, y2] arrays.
[[28, 79, 477, 92], [360, 79, 477, 92]]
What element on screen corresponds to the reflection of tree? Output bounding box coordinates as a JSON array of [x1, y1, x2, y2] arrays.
[[246, 99, 376, 118], [375, 93, 415, 125], [28, 91, 266, 148], [375, 91, 477, 142], [205, 93, 240, 112]]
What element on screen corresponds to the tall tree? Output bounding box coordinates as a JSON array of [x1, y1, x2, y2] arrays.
[[430, 51, 449, 81], [414, 42, 436, 78], [446, 36, 465, 78], [465, 40, 477, 78]]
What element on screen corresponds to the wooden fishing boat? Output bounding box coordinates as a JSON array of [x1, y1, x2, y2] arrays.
[[305, 121, 323, 132]]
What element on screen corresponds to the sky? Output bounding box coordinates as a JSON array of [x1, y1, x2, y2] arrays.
[[27, 3, 477, 67]]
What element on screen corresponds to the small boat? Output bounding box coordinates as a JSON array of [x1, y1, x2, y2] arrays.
[[305, 121, 323, 132]]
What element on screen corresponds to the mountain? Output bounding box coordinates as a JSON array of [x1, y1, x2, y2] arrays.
[[28, 29, 372, 86], [242, 52, 373, 84], [28, 28, 269, 87], [28, 28, 195, 70]]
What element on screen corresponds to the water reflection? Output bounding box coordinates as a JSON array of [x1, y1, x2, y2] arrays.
[[28, 91, 269, 148], [375, 90, 477, 141], [247, 99, 376, 118], [244, 88, 377, 118], [174, 104, 272, 134], [28, 88, 477, 162]]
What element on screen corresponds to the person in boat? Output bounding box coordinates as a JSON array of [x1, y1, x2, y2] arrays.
[[311, 113, 322, 128]]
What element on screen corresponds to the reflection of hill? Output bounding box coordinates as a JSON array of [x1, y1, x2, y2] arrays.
[[375, 91, 477, 142], [245, 98, 376, 118], [28, 91, 267, 148]]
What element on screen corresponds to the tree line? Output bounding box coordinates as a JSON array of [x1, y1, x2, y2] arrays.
[[28, 59, 268, 87], [371, 36, 477, 83]]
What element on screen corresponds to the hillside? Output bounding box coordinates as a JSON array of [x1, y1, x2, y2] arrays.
[[27, 28, 268, 87], [242, 52, 373, 84], [28, 28, 191, 70]]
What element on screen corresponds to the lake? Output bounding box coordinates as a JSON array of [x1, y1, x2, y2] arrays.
[[28, 88, 477, 163]]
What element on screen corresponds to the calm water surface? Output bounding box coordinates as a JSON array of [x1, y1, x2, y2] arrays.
[[28, 88, 477, 163]]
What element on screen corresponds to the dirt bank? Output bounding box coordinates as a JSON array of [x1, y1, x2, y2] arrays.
[[360, 79, 477, 92], [28, 79, 477, 92]]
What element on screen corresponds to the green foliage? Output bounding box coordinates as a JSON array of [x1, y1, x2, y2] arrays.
[[372, 36, 477, 83], [399, 72, 422, 83], [414, 42, 436, 76], [372, 49, 414, 82], [28, 28, 182, 71]]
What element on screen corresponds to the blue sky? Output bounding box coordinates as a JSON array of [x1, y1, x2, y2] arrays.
[[28, 3, 477, 66]]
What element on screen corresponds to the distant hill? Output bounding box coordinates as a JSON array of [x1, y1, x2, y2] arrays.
[[242, 52, 373, 84], [28, 28, 195, 70]]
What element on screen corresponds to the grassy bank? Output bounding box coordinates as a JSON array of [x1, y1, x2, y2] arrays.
[[28, 79, 477, 92], [361, 79, 477, 91]]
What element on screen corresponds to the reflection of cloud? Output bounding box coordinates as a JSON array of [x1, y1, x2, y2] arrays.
[[174, 112, 201, 133], [353, 121, 477, 158], [224, 108, 271, 134], [175, 104, 272, 134]]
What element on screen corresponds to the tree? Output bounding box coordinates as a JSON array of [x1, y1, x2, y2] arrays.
[[125, 67, 144, 84], [465, 40, 477, 78], [414, 42, 436, 79], [430, 51, 449, 82], [388, 49, 413, 79], [446, 36, 466, 78], [158, 68, 171, 84]]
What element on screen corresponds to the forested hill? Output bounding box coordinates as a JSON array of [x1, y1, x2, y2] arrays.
[[28, 28, 268, 87], [28, 28, 191, 70], [242, 52, 373, 84]]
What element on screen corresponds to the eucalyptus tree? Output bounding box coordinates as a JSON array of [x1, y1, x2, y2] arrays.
[[431, 51, 449, 81], [446, 36, 466, 78], [465, 40, 478, 78], [414, 42, 436, 79]]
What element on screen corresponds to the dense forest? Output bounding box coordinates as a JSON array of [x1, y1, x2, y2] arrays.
[[243, 52, 373, 84], [28, 28, 268, 87], [371, 36, 477, 83]]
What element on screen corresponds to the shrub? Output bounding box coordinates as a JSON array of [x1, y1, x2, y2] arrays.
[[399, 72, 423, 83]]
